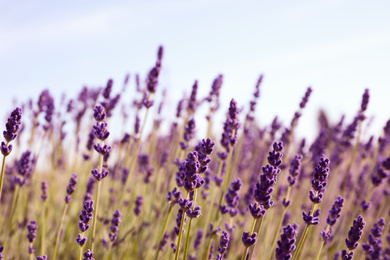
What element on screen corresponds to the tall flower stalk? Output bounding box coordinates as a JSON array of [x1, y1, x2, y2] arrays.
[[90, 105, 111, 252], [292, 157, 330, 260], [0, 107, 22, 200]]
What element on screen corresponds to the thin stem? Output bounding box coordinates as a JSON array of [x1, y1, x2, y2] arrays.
[[105, 244, 112, 260], [7, 184, 20, 231], [0, 154, 7, 201], [155, 204, 173, 260], [340, 122, 362, 196], [183, 189, 198, 260], [91, 180, 102, 253], [292, 203, 318, 260], [266, 207, 288, 260], [314, 225, 329, 260], [215, 130, 236, 220], [242, 218, 257, 260], [174, 207, 187, 260], [248, 216, 264, 259], [41, 200, 47, 256], [52, 203, 69, 260]]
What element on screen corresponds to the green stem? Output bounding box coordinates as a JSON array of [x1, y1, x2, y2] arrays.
[[242, 218, 257, 260], [52, 203, 69, 260], [41, 200, 47, 256], [248, 216, 264, 259], [7, 184, 20, 231], [340, 121, 362, 196], [183, 189, 198, 260], [155, 204, 173, 260], [0, 153, 7, 201], [91, 180, 102, 253], [292, 203, 318, 260], [266, 207, 288, 260], [215, 130, 236, 220], [174, 207, 187, 260], [314, 225, 329, 260], [106, 244, 112, 260]]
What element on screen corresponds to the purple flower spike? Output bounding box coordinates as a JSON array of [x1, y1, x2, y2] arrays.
[[93, 143, 112, 156], [242, 231, 257, 247], [134, 196, 143, 216], [167, 187, 182, 204], [299, 87, 312, 109], [91, 168, 109, 181], [109, 209, 122, 242], [1, 107, 22, 156], [146, 45, 163, 94], [361, 88, 370, 112], [309, 157, 330, 204], [186, 204, 201, 218], [65, 173, 78, 203], [41, 181, 48, 201], [78, 201, 94, 232], [27, 220, 38, 253], [76, 234, 88, 247], [92, 122, 110, 141], [275, 223, 299, 260], [249, 202, 266, 219], [327, 196, 344, 226], [93, 105, 106, 122], [83, 249, 95, 260], [194, 230, 203, 250], [287, 154, 302, 186], [37, 255, 47, 260], [17, 150, 34, 177], [345, 215, 366, 251], [217, 230, 230, 256], [302, 210, 320, 225], [0, 246, 4, 260], [362, 218, 385, 259]]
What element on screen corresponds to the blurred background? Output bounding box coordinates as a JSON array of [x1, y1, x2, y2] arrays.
[[1, 0, 390, 142]]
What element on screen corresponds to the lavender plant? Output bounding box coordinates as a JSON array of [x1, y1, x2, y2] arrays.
[[0, 47, 388, 260]]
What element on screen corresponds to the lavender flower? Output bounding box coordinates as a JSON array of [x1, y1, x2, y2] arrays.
[[1, 107, 22, 156], [362, 218, 385, 259], [146, 45, 163, 94], [361, 88, 370, 112], [37, 256, 47, 260], [0, 246, 3, 260], [326, 196, 344, 226], [309, 157, 330, 204], [299, 87, 313, 109], [287, 154, 303, 186], [242, 231, 257, 247], [78, 201, 94, 233], [65, 173, 78, 203], [320, 196, 344, 243], [109, 209, 122, 242], [83, 249, 95, 260], [194, 230, 203, 250], [134, 196, 143, 216], [188, 80, 198, 112], [180, 118, 196, 150], [254, 142, 284, 209], [27, 220, 38, 254], [16, 150, 34, 177], [41, 181, 48, 201], [275, 223, 299, 260], [220, 178, 242, 216], [341, 215, 366, 259], [217, 230, 230, 258]]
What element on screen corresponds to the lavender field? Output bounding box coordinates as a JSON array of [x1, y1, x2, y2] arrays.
[[0, 46, 389, 260]]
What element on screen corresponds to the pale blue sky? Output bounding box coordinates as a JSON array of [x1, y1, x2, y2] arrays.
[[1, 0, 390, 142]]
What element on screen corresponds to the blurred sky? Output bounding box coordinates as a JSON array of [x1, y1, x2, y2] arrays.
[[1, 0, 390, 143]]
